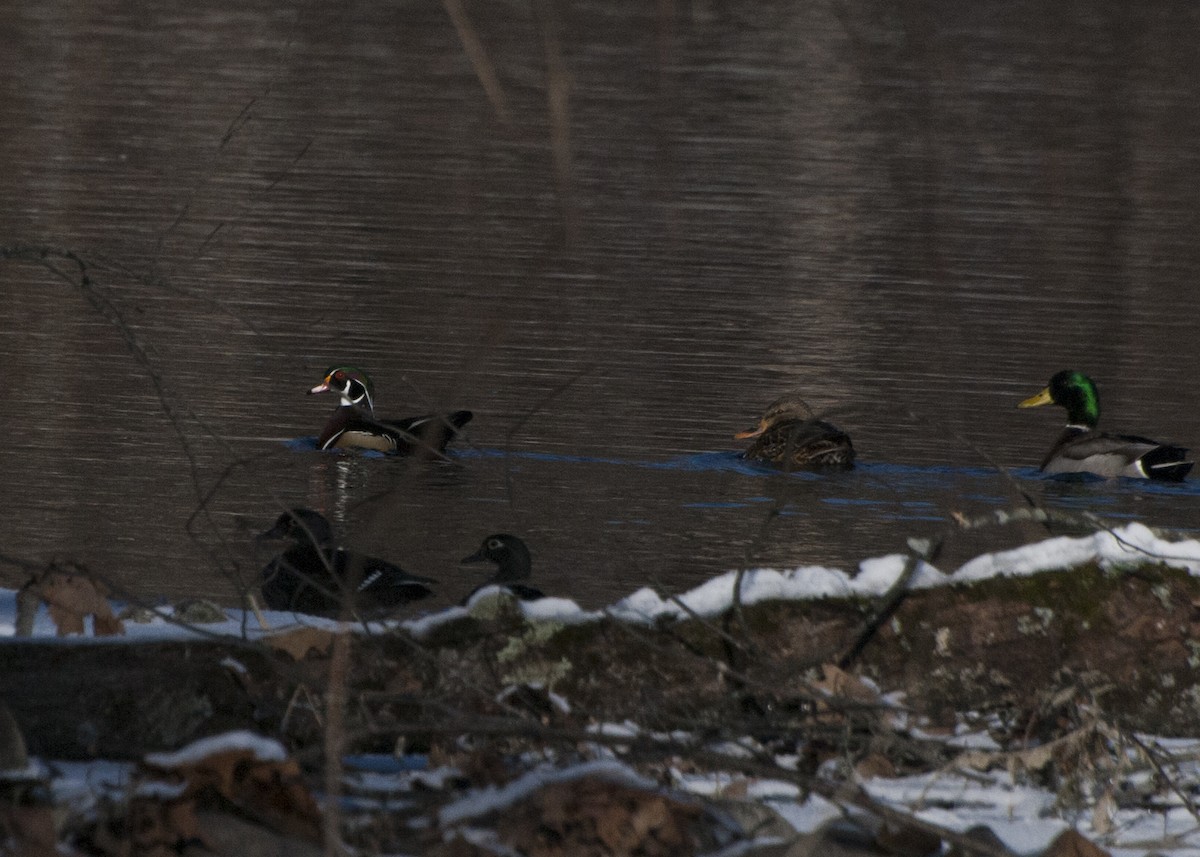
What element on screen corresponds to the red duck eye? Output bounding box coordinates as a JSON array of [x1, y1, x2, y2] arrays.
[[334, 370, 346, 380]]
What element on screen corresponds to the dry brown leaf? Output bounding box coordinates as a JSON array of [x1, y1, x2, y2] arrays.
[[628, 795, 673, 845], [815, 663, 882, 706], [0, 702, 29, 771], [855, 752, 898, 780], [811, 663, 905, 728], [142, 745, 321, 843], [945, 824, 1011, 857], [875, 820, 944, 857], [234, 753, 322, 841], [1041, 829, 1111, 857], [1090, 788, 1116, 836], [595, 794, 635, 852], [21, 561, 124, 637], [957, 721, 1104, 777], [496, 777, 699, 857], [265, 626, 340, 661]]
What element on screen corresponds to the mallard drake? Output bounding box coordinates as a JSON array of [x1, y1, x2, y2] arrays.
[[460, 534, 544, 603], [1018, 370, 1192, 481], [258, 508, 435, 616], [735, 395, 855, 470], [308, 365, 472, 455]]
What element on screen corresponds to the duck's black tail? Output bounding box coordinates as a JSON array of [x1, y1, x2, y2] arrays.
[[446, 410, 473, 431], [1141, 444, 1194, 482], [385, 409, 473, 456], [422, 409, 472, 454]]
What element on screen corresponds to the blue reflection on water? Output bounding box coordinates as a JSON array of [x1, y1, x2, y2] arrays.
[[287, 441, 1200, 532]]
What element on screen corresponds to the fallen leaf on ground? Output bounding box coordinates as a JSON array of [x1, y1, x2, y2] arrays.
[[264, 626, 340, 660], [19, 561, 124, 637], [813, 663, 902, 727], [875, 820, 944, 857], [1041, 829, 1111, 857], [138, 735, 322, 845], [495, 776, 702, 857], [855, 752, 897, 780], [814, 664, 882, 706]]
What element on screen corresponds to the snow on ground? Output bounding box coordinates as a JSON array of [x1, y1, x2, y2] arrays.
[[142, 730, 289, 768], [3, 522, 1196, 642], [437, 759, 657, 827], [5, 522, 1200, 854]]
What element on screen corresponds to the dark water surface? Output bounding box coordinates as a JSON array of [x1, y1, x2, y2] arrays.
[[2, 0, 1199, 610]]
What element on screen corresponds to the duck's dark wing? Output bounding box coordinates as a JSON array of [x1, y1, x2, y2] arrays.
[[743, 419, 855, 470], [260, 546, 344, 616], [334, 549, 435, 610], [1043, 428, 1193, 481], [262, 545, 433, 617], [379, 410, 473, 455]]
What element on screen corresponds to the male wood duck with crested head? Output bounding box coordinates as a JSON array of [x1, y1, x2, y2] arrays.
[[1018, 370, 1193, 481], [736, 395, 855, 470], [308, 365, 472, 455], [258, 507, 435, 617], [460, 533, 544, 603]]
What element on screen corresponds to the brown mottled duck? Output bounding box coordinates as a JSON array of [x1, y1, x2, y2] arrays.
[[735, 395, 855, 470]]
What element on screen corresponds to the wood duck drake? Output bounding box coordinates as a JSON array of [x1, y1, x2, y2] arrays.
[[1018, 370, 1192, 481], [736, 395, 855, 470], [258, 508, 435, 617], [460, 534, 544, 603], [308, 365, 473, 455]]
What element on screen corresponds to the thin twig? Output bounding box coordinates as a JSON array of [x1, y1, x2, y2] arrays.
[[441, 0, 511, 124], [532, 0, 577, 243], [322, 630, 351, 856]]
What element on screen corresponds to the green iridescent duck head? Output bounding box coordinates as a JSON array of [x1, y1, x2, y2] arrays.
[[1018, 370, 1100, 429]]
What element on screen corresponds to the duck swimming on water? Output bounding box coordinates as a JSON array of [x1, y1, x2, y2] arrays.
[[1017, 370, 1192, 481], [736, 395, 855, 470], [308, 365, 472, 455], [258, 508, 435, 617], [460, 534, 545, 603]]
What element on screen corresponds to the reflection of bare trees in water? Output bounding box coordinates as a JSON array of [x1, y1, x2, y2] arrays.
[[0, 243, 283, 615]]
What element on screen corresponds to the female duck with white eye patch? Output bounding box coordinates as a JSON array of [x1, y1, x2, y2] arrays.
[[460, 534, 545, 603]]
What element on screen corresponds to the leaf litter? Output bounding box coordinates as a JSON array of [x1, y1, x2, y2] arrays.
[[5, 521, 1200, 854]]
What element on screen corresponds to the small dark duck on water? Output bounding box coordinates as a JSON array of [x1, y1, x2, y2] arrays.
[[1018, 370, 1192, 481], [460, 533, 545, 603], [736, 395, 855, 470], [308, 365, 472, 455], [258, 508, 435, 617]]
